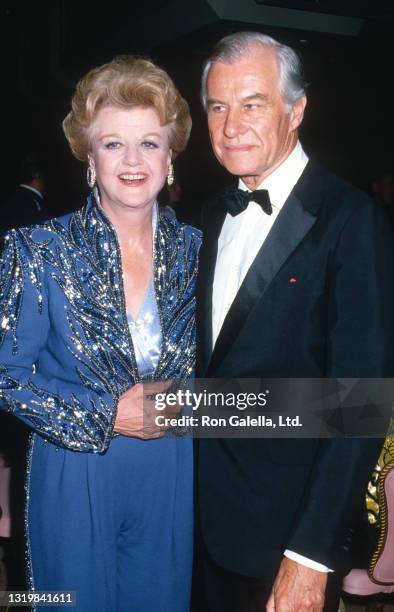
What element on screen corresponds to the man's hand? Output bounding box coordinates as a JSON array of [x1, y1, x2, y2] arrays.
[[114, 381, 173, 440], [266, 558, 327, 612]]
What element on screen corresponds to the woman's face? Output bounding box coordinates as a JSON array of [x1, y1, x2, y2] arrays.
[[88, 105, 172, 214]]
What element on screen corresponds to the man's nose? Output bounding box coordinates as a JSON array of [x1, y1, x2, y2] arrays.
[[223, 108, 246, 138]]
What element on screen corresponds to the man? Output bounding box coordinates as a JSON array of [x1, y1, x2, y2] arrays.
[[372, 171, 394, 228], [0, 152, 46, 586], [0, 153, 47, 238], [194, 32, 394, 611]]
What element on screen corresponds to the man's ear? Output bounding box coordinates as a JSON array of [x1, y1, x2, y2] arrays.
[[289, 96, 307, 132]]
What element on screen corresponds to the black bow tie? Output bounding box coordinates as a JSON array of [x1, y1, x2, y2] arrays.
[[221, 188, 272, 217]]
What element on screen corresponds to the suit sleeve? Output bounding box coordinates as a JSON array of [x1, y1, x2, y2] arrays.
[[286, 196, 394, 570], [0, 230, 118, 453]]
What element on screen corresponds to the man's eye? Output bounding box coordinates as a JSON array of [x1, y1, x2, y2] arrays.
[[142, 141, 159, 149], [105, 141, 121, 149], [211, 105, 226, 113], [244, 103, 260, 110]]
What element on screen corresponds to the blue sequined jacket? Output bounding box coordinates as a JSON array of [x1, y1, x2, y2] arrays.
[[0, 195, 201, 453]]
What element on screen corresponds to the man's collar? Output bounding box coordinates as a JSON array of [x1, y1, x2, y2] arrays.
[[20, 184, 44, 199]]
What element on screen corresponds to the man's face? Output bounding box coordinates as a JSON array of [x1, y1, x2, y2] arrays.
[[206, 46, 306, 189]]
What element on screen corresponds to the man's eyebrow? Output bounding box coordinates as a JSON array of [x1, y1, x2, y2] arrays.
[[207, 98, 227, 107], [207, 93, 270, 107], [242, 93, 270, 103]]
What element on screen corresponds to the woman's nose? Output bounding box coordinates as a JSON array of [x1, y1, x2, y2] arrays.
[[123, 145, 142, 165]]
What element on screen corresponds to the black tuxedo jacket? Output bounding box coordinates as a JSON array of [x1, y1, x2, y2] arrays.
[[196, 160, 394, 582]]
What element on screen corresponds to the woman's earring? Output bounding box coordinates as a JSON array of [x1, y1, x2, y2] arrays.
[[87, 165, 96, 189], [167, 163, 174, 186]]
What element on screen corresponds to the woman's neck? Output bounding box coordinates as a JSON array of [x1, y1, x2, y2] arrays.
[[101, 201, 154, 251]]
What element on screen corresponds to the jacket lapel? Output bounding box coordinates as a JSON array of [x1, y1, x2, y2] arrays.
[[196, 197, 227, 375], [207, 161, 322, 375]]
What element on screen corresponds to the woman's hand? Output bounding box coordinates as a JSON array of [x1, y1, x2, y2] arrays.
[[114, 382, 172, 440]]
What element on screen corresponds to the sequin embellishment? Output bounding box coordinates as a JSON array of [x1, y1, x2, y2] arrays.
[[0, 195, 201, 452]]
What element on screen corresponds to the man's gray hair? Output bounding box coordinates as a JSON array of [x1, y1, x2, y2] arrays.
[[201, 32, 306, 112]]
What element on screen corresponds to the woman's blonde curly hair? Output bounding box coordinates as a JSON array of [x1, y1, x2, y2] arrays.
[[63, 56, 191, 161]]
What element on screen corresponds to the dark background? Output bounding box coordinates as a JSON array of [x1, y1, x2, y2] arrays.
[[1, 0, 394, 594], [1, 0, 394, 222]]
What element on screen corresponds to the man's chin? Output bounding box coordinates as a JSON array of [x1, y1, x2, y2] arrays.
[[221, 162, 258, 179]]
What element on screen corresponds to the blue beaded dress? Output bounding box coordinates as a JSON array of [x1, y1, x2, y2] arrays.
[[0, 194, 201, 612]]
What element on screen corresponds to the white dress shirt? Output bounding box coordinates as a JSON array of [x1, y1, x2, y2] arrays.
[[212, 141, 332, 573], [212, 141, 308, 346]]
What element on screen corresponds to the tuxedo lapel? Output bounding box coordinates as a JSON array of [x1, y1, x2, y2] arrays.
[[207, 163, 321, 375], [196, 198, 227, 375]]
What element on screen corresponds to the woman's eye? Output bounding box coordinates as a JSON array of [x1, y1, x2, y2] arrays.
[[142, 141, 159, 149], [104, 141, 121, 149]]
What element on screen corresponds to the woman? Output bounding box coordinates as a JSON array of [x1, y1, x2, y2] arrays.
[[0, 56, 201, 611]]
